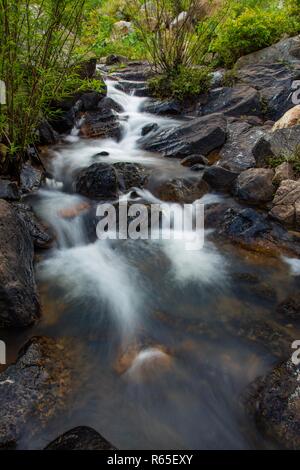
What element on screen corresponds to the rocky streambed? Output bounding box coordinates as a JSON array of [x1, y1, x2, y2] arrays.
[[1, 36, 300, 450]]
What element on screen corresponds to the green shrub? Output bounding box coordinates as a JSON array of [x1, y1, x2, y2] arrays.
[[211, 6, 300, 67], [148, 66, 212, 101]]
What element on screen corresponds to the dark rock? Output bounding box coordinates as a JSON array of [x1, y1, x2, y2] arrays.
[[13, 203, 53, 249], [234, 168, 275, 204], [141, 99, 182, 116], [38, 120, 59, 145], [113, 162, 148, 191], [203, 166, 238, 191], [237, 63, 300, 120], [78, 58, 97, 79], [236, 36, 300, 68], [80, 111, 122, 141], [244, 359, 300, 449], [190, 164, 205, 172], [0, 337, 78, 449], [20, 163, 44, 194], [0, 179, 19, 201], [141, 123, 159, 136], [181, 154, 208, 167], [45, 426, 116, 450], [154, 176, 209, 203], [111, 63, 153, 82], [139, 114, 227, 158], [115, 80, 147, 95], [97, 96, 124, 114], [276, 293, 300, 325], [50, 106, 76, 134], [258, 125, 300, 161], [93, 151, 110, 157], [218, 119, 271, 172], [0, 200, 40, 327], [106, 54, 127, 66], [198, 86, 262, 118], [74, 163, 118, 200], [77, 91, 105, 112]]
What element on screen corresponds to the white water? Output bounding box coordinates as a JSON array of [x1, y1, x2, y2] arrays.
[[34, 80, 226, 337]]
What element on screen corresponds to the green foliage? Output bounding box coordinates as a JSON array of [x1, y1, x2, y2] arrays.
[[148, 66, 212, 101], [268, 146, 300, 175]]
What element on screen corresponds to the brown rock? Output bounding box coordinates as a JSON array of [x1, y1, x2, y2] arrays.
[[270, 179, 300, 229], [234, 168, 275, 204], [273, 162, 295, 185], [272, 105, 300, 131]]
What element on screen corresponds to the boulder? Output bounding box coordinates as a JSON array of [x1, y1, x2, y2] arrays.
[[234, 168, 275, 204], [181, 154, 208, 167], [269, 179, 300, 229], [80, 111, 122, 141], [141, 123, 159, 136], [272, 105, 300, 131], [257, 125, 300, 161], [202, 165, 238, 191], [74, 163, 118, 200], [237, 63, 300, 120], [197, 86, 262, 118], [45, 426, 116, 450], [236, 36, 300, 68], [0, 337, 78, 449], [244, 359, 300, 449], [273, 162, 295, 185], [0, 179, 19, 201], [20, 163, 44, 194], [113, 162, 148, 191], [0, 200, 40, 327], [154, 176, 209, 203], [106, 54, 127, 66], [78, 58, 97, 79], [13, 203, 53, 249], [77, 91, 105, 112], [138, 113, 227, 158], [141, 99, 182, 116], [218, 119, 271, 172], [38, 120, 59, 145]]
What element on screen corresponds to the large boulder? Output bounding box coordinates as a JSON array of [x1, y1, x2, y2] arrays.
[[113, 162, 148, 191], [0, 337, 79, 449], [13, 203, 53, 249], [45, 426, 116, 450], [154, 176, 209, 203], [234, 168, 275, 205], [202, 165, 238, 191], [218, 119, 271, 172], [236, 36, 300, 69], [270, 179, 300, 229], [138, 114, 227, 158], [0, 200, 40, 327], [74, 163, 119, 200], [257, 125, 300, 162], [80, 97, 123, 141], [237, 63, 300, 120], [197, 86, 262, 118], [38, 120, 59, 145], [244, 359, 300, 449], [141, 99, 182, 116]]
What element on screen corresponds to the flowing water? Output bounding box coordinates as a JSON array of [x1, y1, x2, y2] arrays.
[[7, 79, 300, 449]]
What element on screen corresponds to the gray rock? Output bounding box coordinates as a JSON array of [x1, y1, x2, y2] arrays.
[[138, 114, 227, 158], [141, 123, 159, 136], [0, 199, 40, 327], [203, 166, 238, 191], [45, 426, 116, 450], [234, 168, 275, 204], [259, 125, 300, 160], [0, 179, 19, 201], [20, 163, 44, 194], [244, 359, 300, 449], [0, 337, 78, 449], [141, 99, 182, 116]]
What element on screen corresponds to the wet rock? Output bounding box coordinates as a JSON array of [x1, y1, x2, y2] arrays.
[[218, 119, 271, 173], [270, 179, 300, 229], [273, 162, 295, 186], [0, 337, 78, 449], [276, 293, 300, 325], [45, 426, 116, 450], [13, 203, 53, 249], [234, 168, 275, 205], [113, 162, 148, 191], [78, 58, 97, 79], [181, 154, 208, 167], [141, 123, 159, 136], [154, 176, 209, 203], [20, 163, 44, 194], [0, 179, 19, 201], [0, 199, 40, 327], [106, 54, 127, 66], [38, 120, 59, 145], [236, 36, 300, 68], [198, 86, 262, 118], [202, 166, 238, 191], [237, 63, 300, 120], [272, 105, 300, 131], [244, 359, 300, 449], [80, 111, 122, 141], [77, 91, 105, 112], [139, 113, 227, 158], [74, 163, 118, 200], [141, 99, 182, 116], [97, 96, 124, 114], [190, 164, 205, 172]]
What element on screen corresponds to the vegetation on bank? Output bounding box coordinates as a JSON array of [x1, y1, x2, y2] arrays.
[[1, 0, 300, 174]]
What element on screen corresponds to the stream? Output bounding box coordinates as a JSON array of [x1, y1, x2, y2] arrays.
[[7, 79, 300, 450]]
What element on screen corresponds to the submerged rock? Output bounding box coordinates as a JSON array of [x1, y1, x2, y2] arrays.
[[45, 426, 116, 450], [0, 337, 78, 449], [244, 359, 300, 449], [138, 113, 227, 158], [234, 168, 275, 205], [0, 199, 40, 327]]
